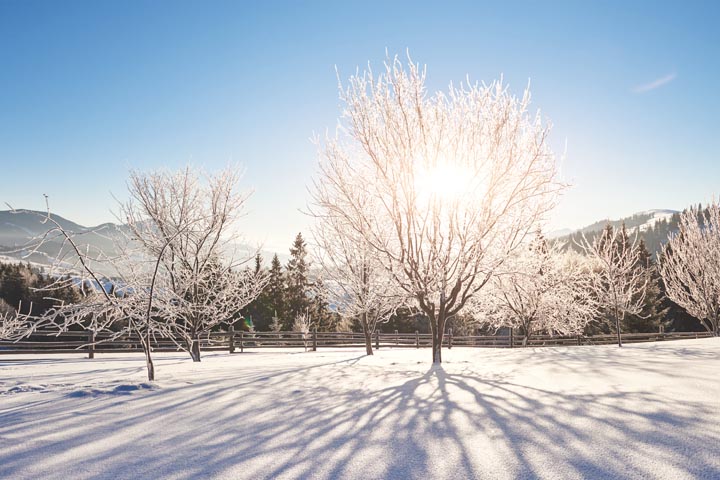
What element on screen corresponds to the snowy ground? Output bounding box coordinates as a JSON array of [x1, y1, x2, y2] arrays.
[[1, 339, 718, 480]]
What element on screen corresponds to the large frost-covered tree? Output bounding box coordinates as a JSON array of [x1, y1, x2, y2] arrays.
[[474, 234, 597, 345], [120, 166, 267, 361], [315, 54, 560, 363], [659, 203, 720, 336], [582, 224, 647, 346]]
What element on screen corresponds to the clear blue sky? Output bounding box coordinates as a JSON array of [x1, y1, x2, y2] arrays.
[[1, 0, 719, 252]]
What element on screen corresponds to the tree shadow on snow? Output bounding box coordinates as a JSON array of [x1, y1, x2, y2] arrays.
[[0, 347, 718, 479]]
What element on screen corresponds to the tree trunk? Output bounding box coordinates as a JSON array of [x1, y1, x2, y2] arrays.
[[615, 310, 622, 347], [432, 315, 445, 364], [361, 314, 373, 356], [145, 347, 155, 381], [522, 322, 532, 347], [137, 328, 155, 381], [190, 336, 201, 362], [362, 327, 373, 356]]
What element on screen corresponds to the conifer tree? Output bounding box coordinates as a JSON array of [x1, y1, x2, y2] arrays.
[[285, 233, 310, 329], [241, 253, 274, 331], [310, 277, 336, 332], [623, 239, 668, 332], [266, 254, 287, 329]]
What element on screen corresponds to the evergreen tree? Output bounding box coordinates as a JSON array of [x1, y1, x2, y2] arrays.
[[285, 233, 310, 329], [310, 277, 336, 332], [265, 254, 287, 329], [241, 253, 274, 331], [0, 264, 31, 313], [623, 238, 668, 332]]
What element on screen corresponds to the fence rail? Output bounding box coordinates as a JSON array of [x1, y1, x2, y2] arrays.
[[0, 329, 715, 357]]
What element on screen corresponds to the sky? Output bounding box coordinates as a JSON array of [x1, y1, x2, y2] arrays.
[[1, 0, 719, 253]]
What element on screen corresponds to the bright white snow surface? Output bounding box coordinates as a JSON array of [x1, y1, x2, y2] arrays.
[[1, 339, 719, 479]]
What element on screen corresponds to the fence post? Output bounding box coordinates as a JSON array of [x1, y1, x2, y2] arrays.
[[312, 327, 317, 352], [87, 330, 95, 359], [415, 330, 420, 349], [509, 328, 514, 348], [448, 328, 453, 349], [375, 329, 380, 350], [240, 331, 244, 353], [228, 325, 235, 353]]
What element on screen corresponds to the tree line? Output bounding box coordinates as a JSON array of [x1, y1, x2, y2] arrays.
[[2, 54, 718, 377]]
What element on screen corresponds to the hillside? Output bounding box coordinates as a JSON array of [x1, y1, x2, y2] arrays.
[[0, 209, 286, 271], [558, 209, 681, 256]]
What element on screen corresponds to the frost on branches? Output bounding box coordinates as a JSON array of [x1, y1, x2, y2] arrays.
[[472, 234, 597, 345], [120, 166, 267, 362], [0, 302, 33, 341], [293, 311, 313, 351], [3, 203, 176, 381], [4, 165, 264, 380], [659, 202, 720, 336], [582, 225, 648, 347], [309, 201, 404, 355], [315, 54, 561, 363]]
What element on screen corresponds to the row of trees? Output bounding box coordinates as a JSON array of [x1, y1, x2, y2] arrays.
[[305, 54, 719, 361], [0, 262, 81, 319], [1, 53, 718, 373], [241, 234, 337, 333]]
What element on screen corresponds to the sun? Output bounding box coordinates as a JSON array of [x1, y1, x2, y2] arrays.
[[413, 161, 474, 205]]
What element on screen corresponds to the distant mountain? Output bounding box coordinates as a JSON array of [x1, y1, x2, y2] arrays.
[[0, 209, 288, 272], [0, 210, 124, 271], [556, 209, 681, 256]]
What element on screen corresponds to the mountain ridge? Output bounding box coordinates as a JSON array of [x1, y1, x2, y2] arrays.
[[0, 209, 288, 270]]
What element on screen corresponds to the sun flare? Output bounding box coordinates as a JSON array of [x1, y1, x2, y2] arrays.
[[414, 162, 474, 204]]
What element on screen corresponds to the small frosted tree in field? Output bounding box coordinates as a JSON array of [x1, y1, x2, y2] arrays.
[[270, 312, 282, 333], [659, 202, 720, 336], [309, 208, 403, 355], [475, 235, 597, 345], [4, 203, 182, 381], [582, 224, 647, 347], [121, 166, 267, 361], [314, 54, 560, 363], [293, 310, 313, 351]]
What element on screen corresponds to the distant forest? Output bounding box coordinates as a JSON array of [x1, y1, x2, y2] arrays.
[[560, 210, 687, 258], [1, 205, 713, 336]]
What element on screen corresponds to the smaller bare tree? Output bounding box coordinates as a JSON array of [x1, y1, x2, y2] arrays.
[[659, 202, 720, 336], [474, 235, 597, 345], [120, 166, 267, 361], [270, 311, 282, 333], [4, 202, 183, 381], [293, 310, 313, 351], [309, 202, 404, 355], [581, 224, 647, 347]]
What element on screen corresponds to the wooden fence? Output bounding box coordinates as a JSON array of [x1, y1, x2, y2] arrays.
[[0, 328, 714, 357]]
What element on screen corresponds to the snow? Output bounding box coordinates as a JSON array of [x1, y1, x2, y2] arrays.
[[1, 339, 719, 479], [638, 209, 678, 232]]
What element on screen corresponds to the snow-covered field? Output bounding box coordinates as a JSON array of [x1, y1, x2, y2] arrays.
[[1, 339, 718, 480]]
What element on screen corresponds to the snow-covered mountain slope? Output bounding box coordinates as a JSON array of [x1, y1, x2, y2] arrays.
[[0, 209, 288, 270], [554, 208, 682, 256]]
